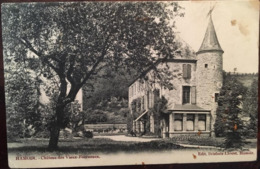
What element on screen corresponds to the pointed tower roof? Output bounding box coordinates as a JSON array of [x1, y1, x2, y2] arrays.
[[197, 15, 224, 54]]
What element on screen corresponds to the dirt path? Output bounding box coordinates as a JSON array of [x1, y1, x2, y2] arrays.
[[94, 135, 159, 142]]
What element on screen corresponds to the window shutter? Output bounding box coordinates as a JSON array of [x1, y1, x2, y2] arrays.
[[183, 64, 187, 78], [191, 86, 196, 104], [187, 64, 191, 79]]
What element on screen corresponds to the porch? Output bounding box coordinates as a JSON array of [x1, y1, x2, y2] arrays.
[[162, 104, 212, 138]]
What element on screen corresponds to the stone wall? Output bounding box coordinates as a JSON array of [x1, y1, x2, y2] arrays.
[[196, 51, 223, 135], [161, 62, 197, 108]]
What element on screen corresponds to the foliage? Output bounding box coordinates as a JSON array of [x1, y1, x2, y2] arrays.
[[214, 75, 247, 149], [127, 97, 143, 133], [117, 108, 129, 118], [126, 113, 134, 133], [243, 79, 258, 138], [84, 109, 108, 123], [4, 57, 42, 140], [83, 67, 134, 109], [130, 98, 142, 117], [83, 131, 93, 138], [149, 96, 168, 136], [2, 2, 184, 149], [153, 95, 168, 114], [66, 101, 85, 133]]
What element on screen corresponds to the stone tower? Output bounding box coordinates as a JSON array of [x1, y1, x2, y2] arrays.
[[196, 14, 224, 136]]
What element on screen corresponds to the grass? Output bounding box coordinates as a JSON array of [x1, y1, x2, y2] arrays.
[[8, 136, 257, 156], [169, 136, 225, 147], [8, 137, 183, 156], [168, 136, 257, 149]]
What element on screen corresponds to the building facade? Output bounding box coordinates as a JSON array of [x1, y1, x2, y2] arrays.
[[128, 15, 224, 138]]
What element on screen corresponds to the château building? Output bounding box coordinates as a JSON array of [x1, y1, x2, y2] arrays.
[[128, 15, 224, 138]]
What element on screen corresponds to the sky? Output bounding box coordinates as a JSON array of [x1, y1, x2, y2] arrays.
[[174, 0, 259, 73]]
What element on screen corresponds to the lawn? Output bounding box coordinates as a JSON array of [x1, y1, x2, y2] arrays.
[[8, 137, 183, 156], [8, 136, 257, 157], [168, 136, 257, 149]]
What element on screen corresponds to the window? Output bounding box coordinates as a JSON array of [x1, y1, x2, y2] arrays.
[[148, 91, 153, 108], [183, 64, 191, 79], [187, 114, 195, 131], [174, 114, 183, 131], [129, 87, 132, 97], [183, 86, 190, 104], [141, 96, 144, 111], [150, 115, 154, 133], [215, 93, 219, 102], [205, 64, 208, 68], [198, 114, 206, 131]]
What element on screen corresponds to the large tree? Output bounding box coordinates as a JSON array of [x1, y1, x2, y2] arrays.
[[2, 2, 184, 149], [214, 74, 247, 149]]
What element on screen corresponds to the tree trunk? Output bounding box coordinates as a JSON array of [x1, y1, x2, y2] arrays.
[[48, 103, 66, 150], [48, 124, 60, 150]]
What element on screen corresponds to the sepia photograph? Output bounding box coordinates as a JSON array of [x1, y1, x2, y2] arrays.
[[1, 1, 259, 168]]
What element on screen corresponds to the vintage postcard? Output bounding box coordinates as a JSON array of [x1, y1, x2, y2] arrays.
[[2, 1, 258, 168]]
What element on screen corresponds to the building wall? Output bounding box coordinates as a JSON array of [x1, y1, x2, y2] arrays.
[[128, 79, 147, 113], [128, 61, 197, 113], [128, 55, 223, 137], [160, 61, 197, 108]]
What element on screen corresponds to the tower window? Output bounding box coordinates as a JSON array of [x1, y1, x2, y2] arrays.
[[215, 93, 219, 102], [205, 64, 208, 68]]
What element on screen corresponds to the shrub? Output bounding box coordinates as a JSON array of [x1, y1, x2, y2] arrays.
[[34, 130, 50, 138], [118, 108, 129, 117], [83, 131, 93, 138]]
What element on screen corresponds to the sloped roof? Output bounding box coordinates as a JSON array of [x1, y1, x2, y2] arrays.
[[173, 33, 196, 59], [197, 15, 223, 54], [168, 104, 210, 112]]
